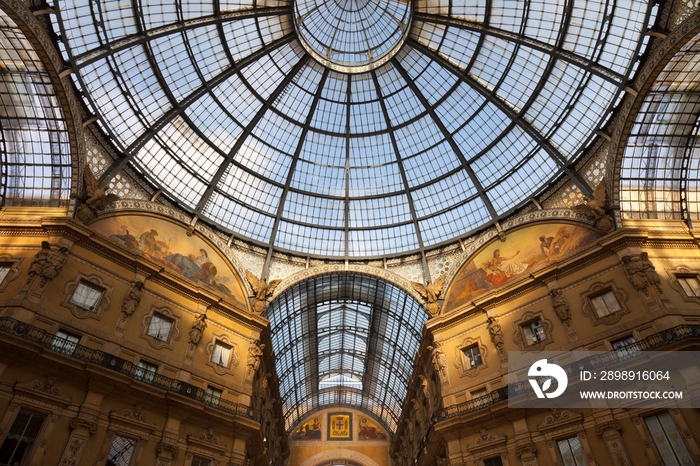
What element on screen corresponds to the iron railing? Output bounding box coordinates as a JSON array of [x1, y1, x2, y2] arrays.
[[0, 317, 260, 421], [436, 324, 700, 421]]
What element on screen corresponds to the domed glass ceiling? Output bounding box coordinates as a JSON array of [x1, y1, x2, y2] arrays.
[[52, 0, 655, 258]]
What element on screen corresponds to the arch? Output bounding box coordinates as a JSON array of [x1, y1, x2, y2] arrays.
[[96, 200, 253, 296], [297, 449, 382, 466], [89, 210, 250, 310], [608, 7, 700, 219], [0, 0, 86, 208], [442, 220, 601, 313], [265, 273, 428, 434]]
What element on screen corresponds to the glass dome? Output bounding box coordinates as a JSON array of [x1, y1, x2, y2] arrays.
[[52, 0, 655, 258]]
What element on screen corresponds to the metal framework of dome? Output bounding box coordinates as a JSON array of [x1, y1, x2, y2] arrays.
[[51, 0, 656, 259]]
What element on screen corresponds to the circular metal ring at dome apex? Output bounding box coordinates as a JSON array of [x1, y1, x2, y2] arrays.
[[293, 0, 412, 73]]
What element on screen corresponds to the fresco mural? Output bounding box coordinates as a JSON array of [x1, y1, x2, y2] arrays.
[[293, 417, 322, 440], [358, 416, 387, 440], [443, 223, 601, 311], [91, 214, 247, 308]]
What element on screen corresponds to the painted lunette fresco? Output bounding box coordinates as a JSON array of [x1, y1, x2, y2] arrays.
[[91, 214, 248, 308], [293, 417, 322, 440], [443, 223, 601, 311]]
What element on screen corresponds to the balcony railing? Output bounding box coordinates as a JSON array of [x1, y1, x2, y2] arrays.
[[0, 317, 260, 421], [436, 324, 700, 421]]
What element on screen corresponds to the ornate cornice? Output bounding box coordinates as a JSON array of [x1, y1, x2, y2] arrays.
[[109, 405, 157, 433], [14, 376, 72, 406]]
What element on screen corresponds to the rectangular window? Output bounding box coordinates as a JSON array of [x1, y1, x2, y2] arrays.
[[557, 436, 588, 466], [0, 264, 11, 284], [211, 341, 231, 366], [462, 344, 483, 368], [590, 290, 621, 317], [482, 457, 503, 466], [677, 276, 700, 297], [106, 435, 137, 466], [0, 408, 47, 466], [147, 314, 173, 341], [204, 386, 222, 406], [50, 329, 81, 355], [70, 281, 103, 311], [191, 457, 212, 466], [612, 335, 636, 349], [521, 320, 546, 346], [134, 360, 158, 384], [645, 412, 693, 465]]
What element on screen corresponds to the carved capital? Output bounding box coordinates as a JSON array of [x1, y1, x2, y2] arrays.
[[70, 417, 98, 434]]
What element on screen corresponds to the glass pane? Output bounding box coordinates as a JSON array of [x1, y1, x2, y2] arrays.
[[645, 414, 681, 466], [658, 412, 693, 465], [51, 330, 80, 355], [147, 314, 172, 341], [0, 266, 10, 283], [212, 342, 231, 366], [106, 435, 137, 466], [70, 282, 102, 310], [0, 409, 47, 466]]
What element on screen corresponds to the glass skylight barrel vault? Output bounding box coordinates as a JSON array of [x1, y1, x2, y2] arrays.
[[51, 0, 655, 258], [265, 274, 426, 433]]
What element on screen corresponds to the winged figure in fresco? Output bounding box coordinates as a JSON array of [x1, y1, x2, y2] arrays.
[[76, 164, 120, 221], [411, 275, 446, 318], [246, 270, 282, 314], [571, 180, 614, 232]]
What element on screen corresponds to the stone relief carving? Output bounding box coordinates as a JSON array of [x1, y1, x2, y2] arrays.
[[27, 241, 68, 286], [246, 339, 265, 377], [571, 179, 614, 232], [427, 340, 447, 378], [75, 163, 120, 221], [246, 270, 281, 314], [121, 280, 144, 317], [410, 275, 446, 318]]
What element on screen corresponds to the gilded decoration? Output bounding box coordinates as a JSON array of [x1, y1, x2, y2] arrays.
[[444, 222, 600, 312], [328, 412, 352, 440], [61, 273, 113, 320], [580, 281, 630, 326], [411, 275, 446, 318], [75, 164, 120, 222], [246, 270, 281, 314], [90, 213, 248, 308]]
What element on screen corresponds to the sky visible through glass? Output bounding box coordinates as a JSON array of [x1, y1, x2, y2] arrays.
[[51, 0, 655, 258]]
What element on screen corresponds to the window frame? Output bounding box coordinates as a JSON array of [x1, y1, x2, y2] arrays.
[[106, 434, 138, 466], [0, 407, 48, 466], [556, 435, 589, 466], [512, 311, 553, 351], [589, 290, 622, 318], [454, 337, 488, 378], [140, 306, 181, 350], [581, 281, 629, 326], [667, 267, 700, 304], [146, 313, 173, 342], [50, 329, 81, 355], [61, 273, 113, 320], [0, 254, 22, 292], [134, 360, 159, 384], [205, 334, 239, 376], [642, 411, 696, 466]]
